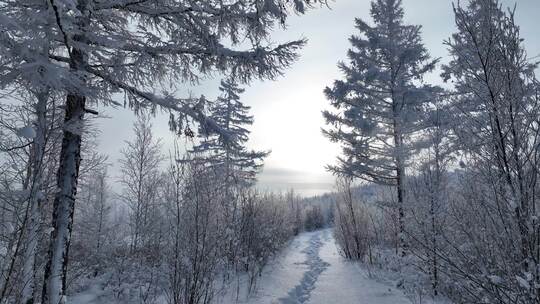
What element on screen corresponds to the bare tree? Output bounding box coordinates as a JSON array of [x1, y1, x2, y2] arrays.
[[119, 115, 163, 253]]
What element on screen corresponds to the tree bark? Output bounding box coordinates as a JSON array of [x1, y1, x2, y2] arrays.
[[42, 89, 85, 304], [42, 39, 87, 303], [42, 0, 89, 301]]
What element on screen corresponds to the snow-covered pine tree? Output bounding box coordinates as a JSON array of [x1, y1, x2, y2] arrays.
[[191, 78, 269, 188], [323, 0, 438, 257]]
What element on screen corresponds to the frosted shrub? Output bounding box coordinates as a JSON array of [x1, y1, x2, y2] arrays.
[[333, 179, 373, 261]]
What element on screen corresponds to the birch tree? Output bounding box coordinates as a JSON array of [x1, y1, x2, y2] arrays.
[[0, 91, 62, 304], [119, 115, 163, 253], [439, 0, 540, 302]]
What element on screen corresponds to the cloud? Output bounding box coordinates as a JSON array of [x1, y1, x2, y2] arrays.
[[257, 167, 335, 196]]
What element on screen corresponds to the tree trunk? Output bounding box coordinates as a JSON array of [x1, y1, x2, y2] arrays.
[[41, 2, 90, 301], [344, 180, 362, 260], [42, 88, 85, 304], [21, 91, 48, 304], [395, 132, 407, 258], [42, 29, 88, 301], [430, 135, 442, 297], [430, 190, 438, 297]]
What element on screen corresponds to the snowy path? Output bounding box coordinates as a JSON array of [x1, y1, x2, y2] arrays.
[[218, 229, 411, 304], [278, 232, 330, 303]]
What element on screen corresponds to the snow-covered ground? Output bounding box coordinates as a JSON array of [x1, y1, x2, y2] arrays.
[[217, 229, 412, 304], [70, 229, 416, 304]]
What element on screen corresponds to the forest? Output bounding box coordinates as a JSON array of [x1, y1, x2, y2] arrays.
[[1, 0, 539, 304]]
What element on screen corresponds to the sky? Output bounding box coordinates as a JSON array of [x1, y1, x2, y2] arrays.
[[95, 0, 540, 197]]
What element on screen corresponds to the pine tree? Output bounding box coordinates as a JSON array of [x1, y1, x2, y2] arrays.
[[323, 0, 438, 257], [191, 78, 269, 188]]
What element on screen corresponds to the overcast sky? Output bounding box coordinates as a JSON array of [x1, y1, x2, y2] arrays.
[[95, 0, 540, 197]]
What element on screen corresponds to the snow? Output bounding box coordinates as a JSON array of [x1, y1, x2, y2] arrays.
[[488, 275, 503, 284], [216, 229, 413, 304], [278, 232, 330, 303], [516, 276, 530, 290], [69, 281, 107, 304], [70, 229, 432, 304], [309, 230, 411, 304], [68, 229, 418, 304], [215, 232, 310, 303]]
